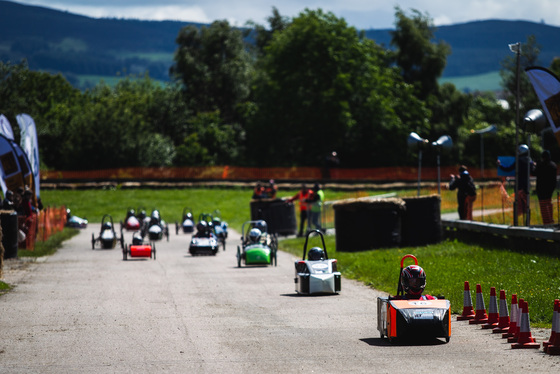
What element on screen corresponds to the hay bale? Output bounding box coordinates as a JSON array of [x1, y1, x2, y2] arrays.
[[401, 195, 442, 246], [333, 197, 406, 251]]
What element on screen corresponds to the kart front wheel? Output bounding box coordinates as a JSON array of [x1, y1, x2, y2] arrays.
[[91, 233, 95, 249]]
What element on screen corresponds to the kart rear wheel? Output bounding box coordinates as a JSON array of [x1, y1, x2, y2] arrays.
[[123, 244, 127, 261], [222, 240, 226, 251], [91, 234, 95, 249], [175, 222, 179, 235], [237, 246, 241, 268], [153, 243, 156, 260]]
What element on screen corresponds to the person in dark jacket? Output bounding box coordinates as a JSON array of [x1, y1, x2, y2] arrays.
[[531, 150, 557, 224], [448, 165, 477, 220]]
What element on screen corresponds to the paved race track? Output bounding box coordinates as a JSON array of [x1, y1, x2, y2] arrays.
[[1, 224, 559, 373]]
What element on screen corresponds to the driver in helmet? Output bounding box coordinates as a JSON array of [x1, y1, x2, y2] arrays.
[[248, 228, 262, 244], [396, 265, 437, 300], [194, 220, 210, 237]]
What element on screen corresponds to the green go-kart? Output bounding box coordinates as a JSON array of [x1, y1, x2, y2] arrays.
[[237, 220, 278, 267]]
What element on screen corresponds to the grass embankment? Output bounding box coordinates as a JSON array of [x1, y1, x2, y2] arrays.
[[32, 187, 560, 326]]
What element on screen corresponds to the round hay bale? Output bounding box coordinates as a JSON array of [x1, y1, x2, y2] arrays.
[[401, 194, 442, 246], [333, 197, 405, 251]]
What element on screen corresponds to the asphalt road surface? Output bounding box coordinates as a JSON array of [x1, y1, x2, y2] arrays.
[[1, 224, 559, 373]]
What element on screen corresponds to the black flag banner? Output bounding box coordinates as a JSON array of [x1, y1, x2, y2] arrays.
[[525, 66, 560, 144]]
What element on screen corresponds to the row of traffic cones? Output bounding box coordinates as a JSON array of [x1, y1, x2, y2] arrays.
[[458, 281, 560, 353]]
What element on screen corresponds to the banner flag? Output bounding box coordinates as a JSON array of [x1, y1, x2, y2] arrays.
[[16, 113, 40, 198], [525, 66, 560, 144], [0, 134, 25, 197], [0, 114, 15, 141]]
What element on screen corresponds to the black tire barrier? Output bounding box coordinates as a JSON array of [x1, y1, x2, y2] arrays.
[[333, 198, 405, 251], [1, 211, 19, 259], [250, 199, 297, 236], [400, 195, 442, 246]]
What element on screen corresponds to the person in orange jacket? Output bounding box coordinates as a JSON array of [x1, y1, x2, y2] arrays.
[[288, 184, 312, 237]]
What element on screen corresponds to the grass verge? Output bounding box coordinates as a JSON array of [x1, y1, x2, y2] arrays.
[[18, 228, 80, 258], [279, 235, 559, 328]]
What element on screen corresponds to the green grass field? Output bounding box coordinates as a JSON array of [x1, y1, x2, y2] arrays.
[[12, 187, 560, 327]]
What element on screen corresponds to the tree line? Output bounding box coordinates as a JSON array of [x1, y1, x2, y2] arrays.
[[0, 7, 557, 171]]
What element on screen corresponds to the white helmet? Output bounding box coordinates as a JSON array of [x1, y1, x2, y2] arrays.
[[249, 228, 261, 243], [518, 144, 529, 155]]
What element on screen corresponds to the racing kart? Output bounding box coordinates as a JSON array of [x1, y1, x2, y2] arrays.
[[212, 210, 228, 250], [237, 220, 278, 267], [121, 207, 141, 232], [188, 217, 219, 256], [91, 214, 124, 250], [142, 209, 169, 242], [294, 230, 341, 295], [122, 231, 156, 260], [175, 207, 195, 234], [377, 255, 451, 343], [66, 208, 88, 229]]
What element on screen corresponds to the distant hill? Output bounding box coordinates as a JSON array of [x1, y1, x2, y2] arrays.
[[2, 0, 560, 91]]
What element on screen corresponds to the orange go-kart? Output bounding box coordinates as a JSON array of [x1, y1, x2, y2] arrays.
[[377, 254, 451, 343]]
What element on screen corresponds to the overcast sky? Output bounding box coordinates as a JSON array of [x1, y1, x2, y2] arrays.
[[11, 0, 560, 29]]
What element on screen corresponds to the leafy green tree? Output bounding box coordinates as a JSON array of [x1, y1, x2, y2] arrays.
[[391, 7, 451, 99], [248, 9, 428, 167], [170, 20, 252, 123], [174, 111, 244, 166]]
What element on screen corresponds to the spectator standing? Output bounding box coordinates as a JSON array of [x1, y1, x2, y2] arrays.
[[288, 184, 312, 237], [498, 144, 531, 218], [307, 183, 324, 231], [265, 179, 278, 199], [448, 165, 477, 220], [531, 150, 557, 225], [252, 182, 265, 199]]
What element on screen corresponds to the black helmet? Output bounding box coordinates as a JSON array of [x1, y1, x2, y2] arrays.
[[102, 221, 112, 231], [308, 247, 325, 261], [196, 220, 207, 233], [401, 265, 426, 296]]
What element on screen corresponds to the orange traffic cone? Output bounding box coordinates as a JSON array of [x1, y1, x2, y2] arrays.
[[508, 298, 524, 343], [493, 289, 510, 334], [543, 299, 558, 350], [511, 300, 540, 349], [544, 299, 560, 354], [482, 287, 499, 329], [469, 284, 489, 324], [502, 294, 518, 339], [457, 281, 476, 321]]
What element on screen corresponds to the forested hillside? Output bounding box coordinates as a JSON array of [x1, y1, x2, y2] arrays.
[[2, 0, 560, 90]]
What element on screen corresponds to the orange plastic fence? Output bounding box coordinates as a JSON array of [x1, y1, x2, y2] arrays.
[[42, 166, 498, 181], [15, 206, 68, 251]]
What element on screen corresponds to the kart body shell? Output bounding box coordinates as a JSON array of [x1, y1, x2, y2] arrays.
[[67, 214, 88, 229], [189, 235, 219, 256], [376, 254, 451, 343], [121, 208, 141, 231], [92, 214, 124, 250], [294, 230, 341, 295], [377, 297, 451, 343], [175, 207, 194, 234], [122, 231, 156, 260], [142, 209, 169, 242], [237, 220, 277, 267]]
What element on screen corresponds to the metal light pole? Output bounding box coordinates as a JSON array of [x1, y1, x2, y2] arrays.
[[509, 42, 521, 226], [432, 135, 453, 195], [472, 125, 497, 178], [407, 132, 429, 197]]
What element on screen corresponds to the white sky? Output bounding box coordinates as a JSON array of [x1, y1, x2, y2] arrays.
[[10, 0, 560, 29]]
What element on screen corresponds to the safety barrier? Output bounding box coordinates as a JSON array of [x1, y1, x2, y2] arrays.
[[15, 206, 67, 251], [41, 166, 498, 182]]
